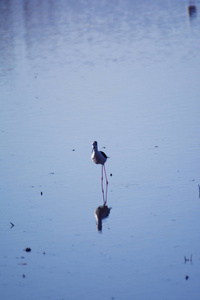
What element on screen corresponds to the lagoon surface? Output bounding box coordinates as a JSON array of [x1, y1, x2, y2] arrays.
[[0, 0, 200, 299]]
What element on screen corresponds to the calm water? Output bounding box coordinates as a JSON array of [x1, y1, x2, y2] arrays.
[[1, 0, 200, 299]]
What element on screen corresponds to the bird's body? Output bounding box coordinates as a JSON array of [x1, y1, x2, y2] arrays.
[[91, 141, 108, 203], [91, 141, 108, 165]]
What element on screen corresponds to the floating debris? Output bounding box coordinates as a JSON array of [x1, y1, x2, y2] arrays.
[[24, 248, 31, 252], [110, 173, 112, 177], [185, 275, 189, 280], [18, 262, 27, 266], [49, 172, 54, 175], [72, 149, 75, 151], [184, 255, 192, 264], [22, 274, 26, 278], [188, 4, 197, 18], [40, 191, 43, 196], [10, 222, 14, 228]]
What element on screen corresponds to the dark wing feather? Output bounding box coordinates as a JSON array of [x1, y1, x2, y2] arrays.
[[100, 151, 108, 159]]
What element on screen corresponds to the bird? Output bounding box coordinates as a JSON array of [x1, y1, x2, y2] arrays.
[[91, 141, 108, 202]]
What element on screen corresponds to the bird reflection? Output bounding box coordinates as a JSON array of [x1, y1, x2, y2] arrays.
[[94, 204, 111, 232], [188, 1, 197, 18]]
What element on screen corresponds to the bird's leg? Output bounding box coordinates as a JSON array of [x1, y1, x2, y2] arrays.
[[104, 179, 108, 204], [103, 165, 108, 204], [103, 164, 108, 185], [101, 165, 104, 188], [102, 188, 105, 203], [101, 165, 105, 202]]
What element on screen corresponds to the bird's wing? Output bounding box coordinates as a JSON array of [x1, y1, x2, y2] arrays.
[[100, 151, 108, 159]]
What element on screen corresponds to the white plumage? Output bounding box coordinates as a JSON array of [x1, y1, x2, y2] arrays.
[[91, 141, 108, 165]]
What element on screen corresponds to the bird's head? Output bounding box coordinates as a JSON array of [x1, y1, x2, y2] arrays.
[[92, 141, 98, 150]]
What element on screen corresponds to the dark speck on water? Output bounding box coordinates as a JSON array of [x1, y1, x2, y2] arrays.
[[25, 248, 31, 252]]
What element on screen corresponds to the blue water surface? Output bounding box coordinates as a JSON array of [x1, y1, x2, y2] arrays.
[[0, 1, 200, 299]]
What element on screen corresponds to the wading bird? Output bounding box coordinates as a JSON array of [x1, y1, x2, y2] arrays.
[[91, 141, 108, 202]]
